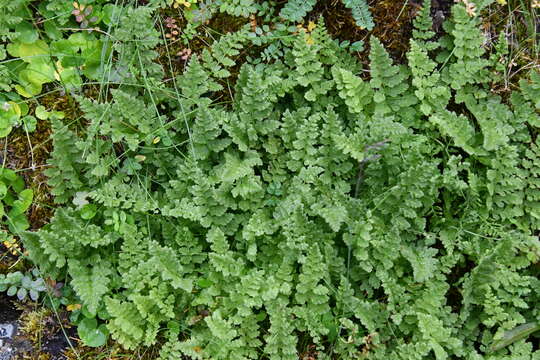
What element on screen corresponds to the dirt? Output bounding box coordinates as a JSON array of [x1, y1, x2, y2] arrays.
[[0, 295, 20, 323], [0, 300, 77, 360], [40, 326, 77, 360], [1, 292, 79, 359], [308, 0, 455, 64]]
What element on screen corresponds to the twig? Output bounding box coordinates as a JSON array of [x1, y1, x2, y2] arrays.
[[58, 27, 114, 38]]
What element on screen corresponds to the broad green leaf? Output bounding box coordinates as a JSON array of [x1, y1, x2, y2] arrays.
[[22, 115, 37, 132], [35, 105, 49, 120], [0, 126, 12, 137], [0, 168, 18, 183], [197, 278, 213, 288], [44, 21, 63, 40], [78, 318, 109, 347], [82, 305, 97, 319], [11, 189, 33, 216], [56, 67, 83, 89], [15, 84, 40, 98], [102, 4, 122, 25], [7, 40, 50, 62], [11, 175, 25, 194], [15, 22, 39, 44], [0, 182, 6, 199], [80, 204, 97, 220], [68, 32, 97, 52], [0, 102, 21, 132], [7, 285, 17, 296], [22, 61, 56, 85], [8, 214, 30, 233]]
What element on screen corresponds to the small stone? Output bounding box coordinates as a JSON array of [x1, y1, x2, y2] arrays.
[[0, 342, 13, 360], [0, 324, 14, 339]]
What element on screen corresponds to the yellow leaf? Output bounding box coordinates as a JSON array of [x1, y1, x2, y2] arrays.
[[67, 304, 82, 311], [54, 60, 64, 81], [2, 239, 20, 255], [307, 21, 316, 33], [8, 102, 21, 117]]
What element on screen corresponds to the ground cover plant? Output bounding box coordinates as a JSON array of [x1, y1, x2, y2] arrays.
[[0, 0, 539, 359]]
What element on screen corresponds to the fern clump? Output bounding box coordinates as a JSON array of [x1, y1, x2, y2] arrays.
[[21, 1, 540, 359]]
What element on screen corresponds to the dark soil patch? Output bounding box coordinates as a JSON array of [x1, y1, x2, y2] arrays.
[[6, 308, 79, 359], [307, 0, 416, 62], [0, 294, 21, 323], [40, 326, 77, 360]]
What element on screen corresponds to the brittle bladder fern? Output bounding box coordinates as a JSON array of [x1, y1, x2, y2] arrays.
[[15, 1, 540, 359]]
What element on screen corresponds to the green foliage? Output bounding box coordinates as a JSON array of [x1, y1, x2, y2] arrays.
[[0, 101, 22, 137], [43, 119, 85, 204], [519, 70, 540, 110], [412, 0, 438, 51], [0, 0, 32, 42], [215, 0, 258, 17], [0, 268, 47, 301], [77, 317, 110, 347], [342, 0, 374, 30], [442, 3, 490, 91], [12, 1, 540, 360], [279, 0, 317, 23], [0, 167, 33, 233], [369, 37, 417, 120], [4, 31, 103, 98]]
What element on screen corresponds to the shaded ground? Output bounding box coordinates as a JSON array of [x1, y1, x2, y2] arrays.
[[0, 295, 21, 323], [0, 296, 77, 360], [310, 0, 454, 63]]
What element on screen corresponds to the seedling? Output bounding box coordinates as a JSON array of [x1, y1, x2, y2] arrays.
[[0, 269, 46, 302], [72, 2, 99, 29]]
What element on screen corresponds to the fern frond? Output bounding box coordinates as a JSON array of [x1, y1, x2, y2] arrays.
[[279, 0, 317, 23], [342, 0, 374, 30]]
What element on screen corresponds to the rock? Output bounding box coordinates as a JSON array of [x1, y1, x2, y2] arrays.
[[0, 342, 14, 360], [0, 324, 15, 339], [0, 323, 17, 360]]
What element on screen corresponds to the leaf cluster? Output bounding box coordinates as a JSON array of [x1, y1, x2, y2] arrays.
[[0, 167, 33, 233], [0, 268, 46, 301]]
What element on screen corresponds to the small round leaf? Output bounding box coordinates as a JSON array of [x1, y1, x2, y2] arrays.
[[77, 318, 108, 347]]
